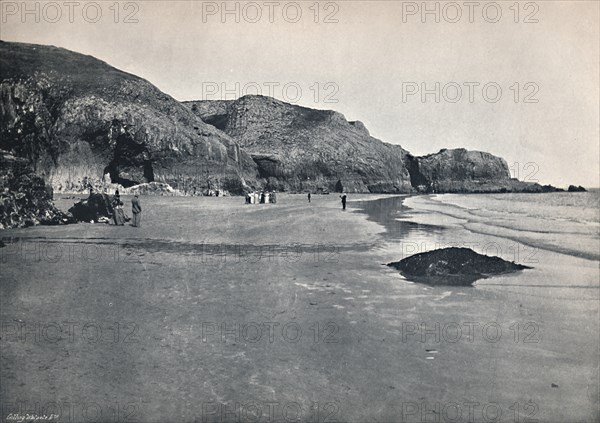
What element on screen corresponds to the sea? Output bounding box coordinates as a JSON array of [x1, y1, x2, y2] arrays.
[[402, 190, 600, 262], [355, 190, 599, 261]]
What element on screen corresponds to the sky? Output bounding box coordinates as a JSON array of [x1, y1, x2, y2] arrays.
[[1, 0, 599, 187]]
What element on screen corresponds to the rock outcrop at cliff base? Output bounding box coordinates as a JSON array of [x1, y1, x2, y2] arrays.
[[0, 149, 75, 229]]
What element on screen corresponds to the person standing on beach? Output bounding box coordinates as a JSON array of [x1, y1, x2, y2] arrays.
[[113, 201, 126, 226], [340, 193, 347, 210], [112, 189, 121, 207], [308, 193, 311, 203], [131, 194, 142, 227]]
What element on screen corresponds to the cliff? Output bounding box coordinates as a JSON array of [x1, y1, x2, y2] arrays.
[[185, 96, 414, 193], [406, 148, 560, 193], [0, 41, 259, 196], [1, 41, 561, 203], [185, 97, 557, 194]]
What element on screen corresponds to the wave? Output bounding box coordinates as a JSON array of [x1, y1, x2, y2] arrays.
[[403, 194, 600, 261]]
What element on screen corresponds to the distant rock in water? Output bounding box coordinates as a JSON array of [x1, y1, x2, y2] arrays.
[[387, 247, 532, 286], [68, 193, 114, 223], [567, 185, 587, 192]]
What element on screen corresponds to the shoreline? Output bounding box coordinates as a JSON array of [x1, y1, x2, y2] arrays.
[[401, 194, 600, 263], [1, 194, 598, 422]]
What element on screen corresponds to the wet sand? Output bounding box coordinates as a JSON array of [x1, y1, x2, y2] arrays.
[[1, 194, 598, 422]]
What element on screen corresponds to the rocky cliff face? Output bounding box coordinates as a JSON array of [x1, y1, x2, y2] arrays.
[[0, 41, 259, 196], [185, 96, 555, 194], [1, 41, 558, 201], [185, 96, 414, 193]]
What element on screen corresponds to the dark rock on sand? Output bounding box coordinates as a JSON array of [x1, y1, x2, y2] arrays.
[[68, 193, 114, 222], [0, 149, 75, 229], [388, 247, 532, 286], [567, 185, 587, 192]]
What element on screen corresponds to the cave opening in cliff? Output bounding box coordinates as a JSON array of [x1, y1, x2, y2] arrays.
[[144, 160, 155, 182], [202, 114, 229, 131], [102, 132, 155, 187], [404, 155, 429, 189]]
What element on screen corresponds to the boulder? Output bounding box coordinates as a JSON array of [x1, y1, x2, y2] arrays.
[[68, 193, 114, 222], [387, 247, 532, 286]]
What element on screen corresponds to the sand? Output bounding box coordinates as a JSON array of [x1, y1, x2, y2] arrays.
[[1, 194, 598, 422]]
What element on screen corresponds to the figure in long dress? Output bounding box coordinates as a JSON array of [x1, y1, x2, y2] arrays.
[[131, 195, 142, 227], [113, 201, 126, 226]]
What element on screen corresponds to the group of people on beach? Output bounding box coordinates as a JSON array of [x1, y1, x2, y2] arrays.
[[245, 191, 347, 209], [245, 191, 277, 204], [108, 189, 347, 227], [110, 189, 142, 227]]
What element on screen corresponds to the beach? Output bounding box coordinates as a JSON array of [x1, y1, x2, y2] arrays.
[[1, 193, 598, 422]]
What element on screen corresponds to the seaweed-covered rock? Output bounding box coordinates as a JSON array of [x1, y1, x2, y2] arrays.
[[0, 149, 75, 229], [388, 247, 531, 286], [68, 193, 114, 222]]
